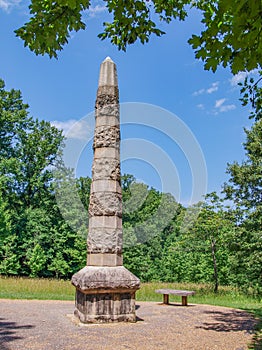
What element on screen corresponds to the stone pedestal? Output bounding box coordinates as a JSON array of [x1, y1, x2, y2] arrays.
[[72, 266, 139, 323]]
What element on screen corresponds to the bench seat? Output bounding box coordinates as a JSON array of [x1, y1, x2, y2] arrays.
[[155, 289, 195, 306]]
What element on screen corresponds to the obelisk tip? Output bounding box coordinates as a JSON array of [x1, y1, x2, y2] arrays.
[[99, 57, 118, 87], [104, 56, 113, 62]]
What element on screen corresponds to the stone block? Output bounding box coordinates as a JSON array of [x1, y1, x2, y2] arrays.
[[74, 290, 137, 323], [93, 125, 120, 148], [94, 147, 120, 160], [96, 105, 119, 118], [92, 158, 120, 181], [96, 86, 119, 99], [97, 58, 118, 87], [87, 253, 123, 266], [87, 227, 122, 254], [88, 192, 122, 217], [89, 216, 122, 230], [71, 266, 140, 291], [91, 179, 121, 194]]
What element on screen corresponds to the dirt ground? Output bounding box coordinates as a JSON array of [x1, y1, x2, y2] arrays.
[[0, 299, 257, 350]]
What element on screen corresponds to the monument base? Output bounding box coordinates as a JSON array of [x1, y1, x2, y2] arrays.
[[71, 266, 140, 324], [74, 289, 137, 323]]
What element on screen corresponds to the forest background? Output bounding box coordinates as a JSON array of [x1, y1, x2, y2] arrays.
[[0, 77, 261, 295], [0, 0, 261, 296]]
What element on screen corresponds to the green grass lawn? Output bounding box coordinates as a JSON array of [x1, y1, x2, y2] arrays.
[[0, 276, 261, 308], [0, 276, 75, 300], [1, 276, 261, 348]]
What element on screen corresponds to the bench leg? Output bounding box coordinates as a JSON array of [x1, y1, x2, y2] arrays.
[[182, 296, 187, 306], [163, 294, 169, 305]]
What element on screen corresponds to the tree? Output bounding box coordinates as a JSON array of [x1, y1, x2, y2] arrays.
[[15, 1, 261, 74], [159, 193, 234, 290], [0, 79, 64, 212], [239, 73, 262, 122], [0, 234, 21, 275], [16, 119, 64, 208], [188, 0, 262, 73], [0, 79, 29, 159], [223, 74, 262, 294], [0, 188, 11, 243], [0, 79, 88, 278], [224, 120, 262, 217], [214, 29, 262, 293], [186, 194, 234, 292], [77, 176, 91, 211], [0, 189, 18, 275], [223, 119, 262, 293], [27, 243, 47, 277], [48, 251, 70, 279], [122, 176, 179, 281]]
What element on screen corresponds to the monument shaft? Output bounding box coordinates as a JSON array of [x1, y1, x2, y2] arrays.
[[88, 57, 122, 267], [71, 57, 140, 323]]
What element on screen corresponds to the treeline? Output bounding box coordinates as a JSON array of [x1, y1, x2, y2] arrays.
[[0, 79, 261, 295]]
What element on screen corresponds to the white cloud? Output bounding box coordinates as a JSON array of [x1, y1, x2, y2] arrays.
[[230, 70, 259, 86], [206, 81, 219, 94], [197, 104, 205, 110], [214, 98, 236, 113], [51, 119, 92, 140], [0, 0, 21, 12], [87, 4, 107, 18], [215, 98, 226, 108], [220, 104, 236, 112], [230, 72, 248, 86], [193, 81, 219, 96], [193, 89, 205, 96]]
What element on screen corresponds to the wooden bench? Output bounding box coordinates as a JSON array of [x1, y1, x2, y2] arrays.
[[155, 289, 195, 306]]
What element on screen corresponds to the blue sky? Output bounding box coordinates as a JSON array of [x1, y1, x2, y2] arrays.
[[0, 1, 254, 205]]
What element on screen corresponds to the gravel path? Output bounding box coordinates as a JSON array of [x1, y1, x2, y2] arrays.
[[0, 299, 256, 350]]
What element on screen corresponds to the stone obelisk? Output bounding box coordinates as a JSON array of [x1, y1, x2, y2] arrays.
[[71, 57, 140, 323]]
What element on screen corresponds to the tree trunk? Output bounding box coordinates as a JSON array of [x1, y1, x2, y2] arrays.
[[211, 238, 218, 293]]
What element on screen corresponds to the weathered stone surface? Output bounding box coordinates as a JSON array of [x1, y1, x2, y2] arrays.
[[91, 179, 121, 194], [89, 215, 122, 230], [71, 57, 140, 324], [72, 266, 140, 291], [98, 57, 118, 88], [96, 85, 119, 97], [74, 289, 137, 323], [87, 227, 122, 253], [96, 92, 119, 112], [94, 147, 120, 159], [89, 192, 122, 217], [95, 115, 119, 127], [87, 253, 123, 266], [95, 57, 119, 119], [92, 158, 120, 181], [96, 103, 119, 117], [93, 125, 120, 148]]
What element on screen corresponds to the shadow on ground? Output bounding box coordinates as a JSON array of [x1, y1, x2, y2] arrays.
[[157, 303, 196, 308], [195, 309, 256, 333], [0, 317, 35, 350]]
